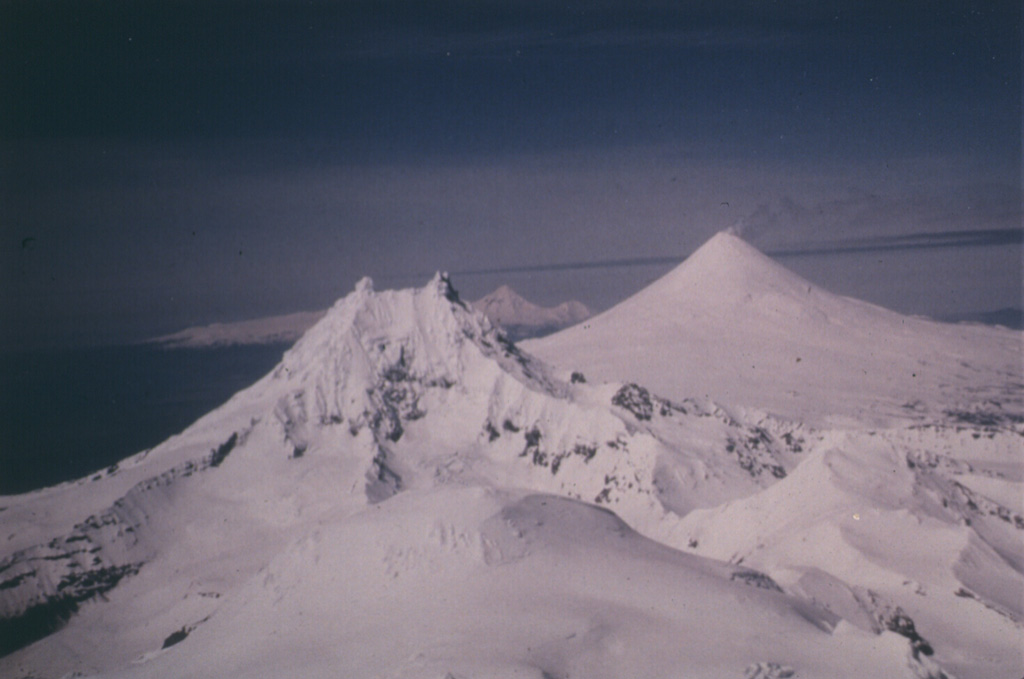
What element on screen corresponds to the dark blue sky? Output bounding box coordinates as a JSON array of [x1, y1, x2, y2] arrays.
[[1, 0, 1020, 347]]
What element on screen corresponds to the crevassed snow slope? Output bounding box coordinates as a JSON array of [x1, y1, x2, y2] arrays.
[[525, 230, 1023, 426], [1, 259, 1020, 678]]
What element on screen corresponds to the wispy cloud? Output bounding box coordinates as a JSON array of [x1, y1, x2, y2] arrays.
[[421, 227, 1024, 280], [728, 183, 1021, 248], [767, 228, 1023, 257]]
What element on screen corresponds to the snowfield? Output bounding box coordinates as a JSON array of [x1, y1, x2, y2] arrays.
[[1, 232, 1021, 678]]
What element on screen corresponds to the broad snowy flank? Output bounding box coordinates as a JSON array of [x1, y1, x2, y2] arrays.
[[1, 233, 1021, 679]]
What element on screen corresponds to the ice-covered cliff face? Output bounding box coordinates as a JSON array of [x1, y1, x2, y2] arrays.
[[1, 238, 1021, 679]]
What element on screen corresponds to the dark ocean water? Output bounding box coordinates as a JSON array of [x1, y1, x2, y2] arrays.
[[0, 343, 290, 495]]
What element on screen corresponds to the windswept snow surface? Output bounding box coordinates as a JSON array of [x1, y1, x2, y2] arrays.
[[2, 237, 1022, 679], [472, 284, 591, 340]]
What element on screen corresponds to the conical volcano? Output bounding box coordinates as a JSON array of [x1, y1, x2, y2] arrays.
[[527, 230, 1022, 424]]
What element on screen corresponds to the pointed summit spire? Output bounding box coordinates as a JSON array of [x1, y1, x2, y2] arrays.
[[430, 271, 464, 306]]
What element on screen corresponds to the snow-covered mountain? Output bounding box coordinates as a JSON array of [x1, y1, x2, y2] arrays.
[[472, 284, 590, 340], [1, 235, 1021, 679], [148, 310, 327, 348], [526, 231, 1022, 426]]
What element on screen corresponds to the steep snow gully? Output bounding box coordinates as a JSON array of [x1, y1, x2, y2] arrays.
[[1, 234, 1022, 679]]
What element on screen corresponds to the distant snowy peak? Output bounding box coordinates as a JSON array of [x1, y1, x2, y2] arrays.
[[149, 310, 326, 348], [472, 285, 590, 340]]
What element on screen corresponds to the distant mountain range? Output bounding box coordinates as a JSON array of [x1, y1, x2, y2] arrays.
[[148, 286, 590, 348]]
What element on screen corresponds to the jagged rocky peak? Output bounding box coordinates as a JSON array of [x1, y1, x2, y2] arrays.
[[432, 270, 464, 304], [266, 272, 545, 430]]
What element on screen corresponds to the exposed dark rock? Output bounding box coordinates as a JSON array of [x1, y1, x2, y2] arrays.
[[0, 595, 78, 657], [484, 421, 501, 442], [436, 272, 465, 307], [573, 444, 597, 463], [744, 662, 795, 679], [881, 608, 934, 658], [521, 428, 547, 468], [366, 449, 402, 504], [726, 437, 787, 479], [162, 626, 190, 649], [780, 431, 803, 453], [0, 563, 140, 658], [730, 569, 783, 592], [942, 406, 1024, 434], [208, 432, 238, 468], [612, 384, 654, 421], [0, 570, 35, 591]]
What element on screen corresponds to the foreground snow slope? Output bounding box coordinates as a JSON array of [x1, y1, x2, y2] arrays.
[[525, 230, 1022, 426], [2, 235, 1021, 678], [100, 490, 917, 679]]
